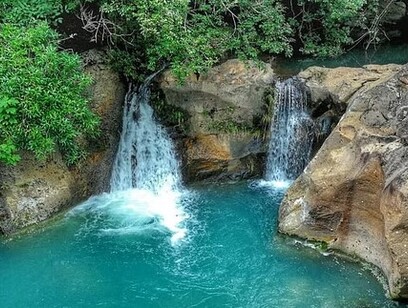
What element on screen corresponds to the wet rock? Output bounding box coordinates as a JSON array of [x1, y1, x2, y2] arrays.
[[279, 63, 408, 299], [160, 59, 273, 182], [0, 153, 76, 233], [182, 134, 264, 182], [79, 50, 125, 194]]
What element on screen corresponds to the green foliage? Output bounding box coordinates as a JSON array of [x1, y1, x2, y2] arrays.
[[208, 120, 254, 135], [295, 0, 379, 57], [1, 0, 386, 83], [150, 91, 189, 133], [0, 0, 82, 26], [201, 105, 256, 135], [227, 0, 293, 58], [96, 0, 383, 78], [107, 48, 146, 82], [0, 23, 99, 165], [100, 0, 293, 79], [0, 97, 20, 165], [260, 87, 276, 139]]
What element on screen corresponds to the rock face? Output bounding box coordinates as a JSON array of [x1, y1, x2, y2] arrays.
[[0, 50, 125, 235], [299, 64, 402, 105], [0, 153, 76, 234], [278, 63, 408, 299], [79, 50, 125, 194], [160, 59, 274, 182], [182, 133, 264, 182]]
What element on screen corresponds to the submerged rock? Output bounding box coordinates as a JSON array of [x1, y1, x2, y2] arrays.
[[0, 50, 125, 235], [278, 63, 408, 299], [160, 59, 273, 182]]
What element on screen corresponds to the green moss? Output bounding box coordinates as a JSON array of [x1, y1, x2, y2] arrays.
[[315, 241, 329, 252], [207, 120, 253, 134], [254, 86, 276, 140], [150, 90, 189, 134]]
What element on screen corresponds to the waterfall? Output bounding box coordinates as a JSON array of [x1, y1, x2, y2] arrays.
[[110, 74, 181, 194], [99, 72, 188, 244], [265, 78, 314, 184]]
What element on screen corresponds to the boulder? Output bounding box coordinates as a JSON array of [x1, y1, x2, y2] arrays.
[[182, 134, 264, 182], [0, 50, 125, 235], [160, 59, 274, 133], [279, 63, 408, 299], [299, 64, 401, 105], [0, 153, 75, 233], [160, 59, 274, 182]]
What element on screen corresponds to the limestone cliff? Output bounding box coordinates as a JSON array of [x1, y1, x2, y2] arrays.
[[279, 63, 408, 299]]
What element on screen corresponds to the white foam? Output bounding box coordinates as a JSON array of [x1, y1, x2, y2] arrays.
[[105, 77, 189, 245], [254, 179, 292, 190], [70, 188, 189, 244]]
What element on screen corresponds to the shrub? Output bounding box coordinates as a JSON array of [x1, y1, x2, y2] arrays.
[[98, 0, 381, 78], [0, 22, 99, 165], [294, 0, 375, 56], [101, 0, 293, 79], [0, 0, 82, 25]]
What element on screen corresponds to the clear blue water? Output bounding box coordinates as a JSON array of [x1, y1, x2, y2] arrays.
[[0, 182, 400, 307], [274, 44, 408, 76]]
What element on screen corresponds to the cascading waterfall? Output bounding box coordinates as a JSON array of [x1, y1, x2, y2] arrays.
[[73, 72, 189, 245], [110, 73, 181, 194], [265, 78, 314, 185]]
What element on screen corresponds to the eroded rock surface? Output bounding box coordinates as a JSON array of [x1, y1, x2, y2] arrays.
[[279, 63, 408, 299], [160, 59, 273, 182], [182, 133, 264, 182], [0, 153, 75, 233], [79, 50, 125, 194], [299, 64, 401, 104]]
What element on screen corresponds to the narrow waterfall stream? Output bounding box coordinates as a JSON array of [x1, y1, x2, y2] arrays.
[[265, 78, 314, 185]]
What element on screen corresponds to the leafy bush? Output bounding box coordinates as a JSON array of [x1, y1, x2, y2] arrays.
[[97, 0, 382, 78], [0, 23, 99, 165], [294, 0, 375, 56], [101, 0, 293, 79], [0, 0, 82, 25]]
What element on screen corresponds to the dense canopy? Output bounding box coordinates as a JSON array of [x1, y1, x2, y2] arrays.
[[0, 0, 389, 164]]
